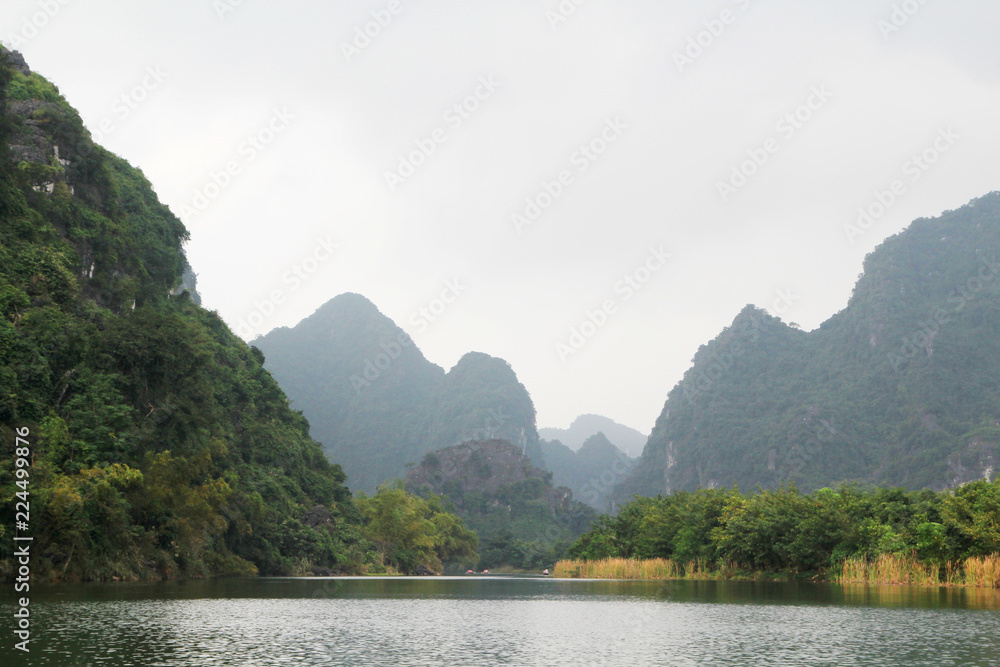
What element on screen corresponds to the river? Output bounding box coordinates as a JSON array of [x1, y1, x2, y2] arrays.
[[3, 577, 1000, 666]]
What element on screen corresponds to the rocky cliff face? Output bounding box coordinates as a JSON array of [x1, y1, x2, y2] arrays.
[[619, 193, 1000, 500], [405, 439, 596, 546]]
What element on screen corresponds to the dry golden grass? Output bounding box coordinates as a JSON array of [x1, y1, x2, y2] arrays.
[[837, 554, 938, 585], [553, 558, 680, 579], [964, 554, 1000, 588], [837, 553, 1000, 587], [557, 554, 1000, 587]]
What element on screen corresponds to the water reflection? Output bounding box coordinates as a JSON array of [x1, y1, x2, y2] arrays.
[[3, 578, 999, 666]]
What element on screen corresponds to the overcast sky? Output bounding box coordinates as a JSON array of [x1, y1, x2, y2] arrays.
[[5, 0, 1000, 434]]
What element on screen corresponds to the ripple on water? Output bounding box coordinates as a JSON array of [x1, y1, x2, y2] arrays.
[[3, 579, 1000, 666]]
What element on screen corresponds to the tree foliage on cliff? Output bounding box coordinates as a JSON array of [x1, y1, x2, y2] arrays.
[[0, 50, 371, 581]]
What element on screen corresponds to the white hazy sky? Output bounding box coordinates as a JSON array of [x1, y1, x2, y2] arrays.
[[4, 0, 1000, 434]]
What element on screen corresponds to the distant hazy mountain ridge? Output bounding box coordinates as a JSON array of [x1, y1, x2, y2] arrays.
[[255, 294, 540, 492], [539, 414, 648, 456], [619, 193, 1000, 500]]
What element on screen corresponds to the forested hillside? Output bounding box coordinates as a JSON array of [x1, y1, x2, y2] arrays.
[[0, 48, 373, 580], [256, 296, 541, 492], [620, 193, 1000, 500], [405, 439, 596, 570]]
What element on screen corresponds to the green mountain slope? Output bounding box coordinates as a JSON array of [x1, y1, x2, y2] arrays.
[[0, 48, 369, 581], [404, 439, 596, 569], [255, 294, 542, 492], [620, 193, 1000, 500]]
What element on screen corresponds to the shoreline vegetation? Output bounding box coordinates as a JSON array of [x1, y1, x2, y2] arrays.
[[553, 554, 1000, 588], [560, 482, 1000, 591]]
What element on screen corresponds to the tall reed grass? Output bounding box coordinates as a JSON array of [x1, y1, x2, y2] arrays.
[[837, 553, 1000, 587], [963, 554, 1000, 588], [555, 554, 1000, 587], [553, 558, 680, 579]]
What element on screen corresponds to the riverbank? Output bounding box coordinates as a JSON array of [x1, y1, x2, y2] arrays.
[[553, 554, 1000, 587]]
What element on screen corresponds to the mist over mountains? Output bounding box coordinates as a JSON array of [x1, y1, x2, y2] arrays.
[[256, 194, 1000, 506], [539, 415, 648, 457], [617, 193, 1000, 500], [254, 294, 541, 493]]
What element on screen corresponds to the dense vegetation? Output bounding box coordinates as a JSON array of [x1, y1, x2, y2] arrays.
[[405, 440, 596, 570], [621, 193, 1000, 499], [570, 481, 1000, 583], [356, 482, 478, 574], [256, 297, 542, 493], [0, 49, 475, 581]]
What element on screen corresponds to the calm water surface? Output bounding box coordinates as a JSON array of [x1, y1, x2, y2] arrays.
[[3, 577, 1000, 666]]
